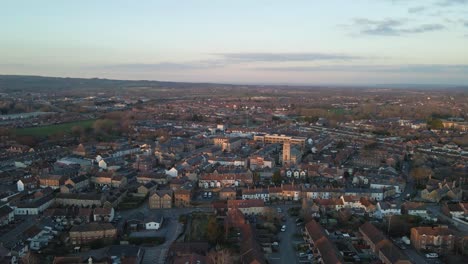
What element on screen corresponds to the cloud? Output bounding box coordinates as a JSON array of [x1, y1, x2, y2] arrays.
[[91, 61, 227, 71], [436, 0, 468, 6], [408, 6, 426, 13], [351, 18, 445, 36], [213, 52, 363, 62], [255, 64, 468, 73]]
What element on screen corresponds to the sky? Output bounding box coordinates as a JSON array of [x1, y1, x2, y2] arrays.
[[1, 0, 468, 85]]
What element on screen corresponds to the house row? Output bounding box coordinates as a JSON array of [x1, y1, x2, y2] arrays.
[[359, 222, 410, 264]]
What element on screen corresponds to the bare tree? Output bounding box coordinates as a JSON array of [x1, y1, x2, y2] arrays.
[[207, 249, 233, 264]]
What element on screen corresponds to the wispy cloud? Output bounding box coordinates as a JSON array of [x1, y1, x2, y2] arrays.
[[436, 0, 468, 6], [408, 6, 426, 13], [91, 52, 367, 72], [213, 52, 363, 62], [256, 64, 468, 73], [350, 18, 445, 36], [91, 61, 227, 71]]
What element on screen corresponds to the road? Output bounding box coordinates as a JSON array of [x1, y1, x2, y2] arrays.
[[142, 217, 183, 264], [265, 204, 301, 264], [426, 205, 468, 235], [404, 247, 429, 264], [117, 200, 210, 264]]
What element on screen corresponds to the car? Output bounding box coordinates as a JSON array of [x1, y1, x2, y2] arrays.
[[425, 253, 438, 258], [277, 208, 282, 213], [281, 225, 286, 232]]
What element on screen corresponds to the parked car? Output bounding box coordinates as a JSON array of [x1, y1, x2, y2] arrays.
[[425, 253, 438, 258]]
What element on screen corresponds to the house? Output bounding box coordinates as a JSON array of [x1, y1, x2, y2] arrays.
[[165, 167, 178, 178], [410, 226, 456, 254], [174, 184, 193, 208], [376, 202, 401, 218], [442, 202, 466, 219], [145, 215, 164, 230], [242, 188, 269, 202], [227, 199, 265, 215], [219, 187, 237, 200], [137, 173, 168, 185], [303, 187, 343, 200], [64, 175, 89, 191], [198, 173, 253, 188], [340, 195, 365, 209], [0, 206, 14, 226], [13, 195, 55, 215], [149, 190, 173, 209], [360, 222, 410, 264], [93, 207, 115, 222], [344, 187, 385, 201], [133, 154, 154, 172], [39, 174, 68, 189], [304, 220, 343, 264], [69, 223, 117, 245], [77, 208, 93, 223], [401, 202, 429, 218], [213, 137, 243, 152], [421, 179, 462, 202], [281, 184, 301, 201], [29, 226, 56, 251], [56, 193, 103, 207], [137, 181, 158, 196], [360, 222, 388, 252], [91, 172, 127, 188]]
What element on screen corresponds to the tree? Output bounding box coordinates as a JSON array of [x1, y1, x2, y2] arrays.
[[93, 119, 115, 135], [207, 249, 233, 264], [206, 215, 221, 244], [410, 167, 432, 186], [21, 252, 40, 264], [427, 119, 444, 130], [253, 172, 260, 184], [272, 170, 282, 186]]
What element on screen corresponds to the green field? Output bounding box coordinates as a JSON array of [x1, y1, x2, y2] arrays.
[[14, 119, 96, 137]]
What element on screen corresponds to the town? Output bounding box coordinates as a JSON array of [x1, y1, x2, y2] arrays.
[[0, 76, 467, 264]]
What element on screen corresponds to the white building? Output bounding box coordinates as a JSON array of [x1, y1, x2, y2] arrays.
[[165, 167, 178, 178], [145, 216, 164, 230]]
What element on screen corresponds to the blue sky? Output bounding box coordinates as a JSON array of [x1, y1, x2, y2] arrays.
[[1, 0, 468, 85]]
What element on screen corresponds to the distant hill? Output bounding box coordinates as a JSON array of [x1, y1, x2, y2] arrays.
[[0, 74, 232, 92], [0, 74, 466, 92]]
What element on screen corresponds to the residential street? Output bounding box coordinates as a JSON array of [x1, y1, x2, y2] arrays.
[[266, 204, 301, 264]]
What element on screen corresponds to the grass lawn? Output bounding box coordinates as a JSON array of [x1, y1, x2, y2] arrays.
[[15, 119, 96, 137], [118, 196, 146, 210], [187, 213, 210, 241]]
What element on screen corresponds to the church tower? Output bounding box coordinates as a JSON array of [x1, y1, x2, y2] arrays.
[[283, 141, 291, 165]]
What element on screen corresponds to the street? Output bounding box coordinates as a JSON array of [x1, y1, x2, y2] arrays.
[[266, 204, 302, 264]]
